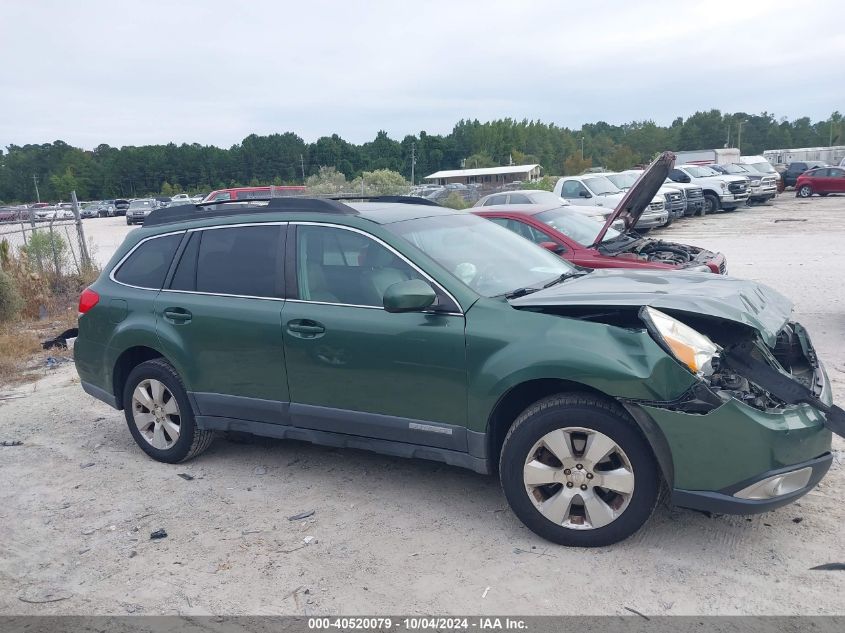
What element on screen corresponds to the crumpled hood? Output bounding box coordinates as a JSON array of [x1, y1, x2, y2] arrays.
[[510, 268, 792, 346]]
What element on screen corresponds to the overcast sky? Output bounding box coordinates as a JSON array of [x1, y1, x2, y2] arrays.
[[1, 0, 843, 150]]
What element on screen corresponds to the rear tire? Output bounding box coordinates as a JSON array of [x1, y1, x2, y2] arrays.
[[703, 193, 720, 214], [123, 359, 214, 464], [499, 393, 660, 547]]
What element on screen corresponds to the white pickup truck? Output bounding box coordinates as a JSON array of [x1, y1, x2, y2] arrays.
[[552, 174, 669, 228], [668, 164, 749, 213]]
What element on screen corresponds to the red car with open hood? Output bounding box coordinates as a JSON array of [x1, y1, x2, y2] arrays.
[[472, 152, 727, 274]]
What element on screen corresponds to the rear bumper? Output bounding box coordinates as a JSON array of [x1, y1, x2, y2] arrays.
[[82, 380, 118, 409], [672, 453, 831, 514]]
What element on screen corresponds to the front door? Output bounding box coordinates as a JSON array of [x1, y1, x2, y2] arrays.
[[281, 223, 468, 451], [155, 223, 289, 423], [827, 168, 845, 194]]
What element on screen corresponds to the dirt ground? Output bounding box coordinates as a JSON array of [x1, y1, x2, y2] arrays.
[[1, 195, 844, 616]]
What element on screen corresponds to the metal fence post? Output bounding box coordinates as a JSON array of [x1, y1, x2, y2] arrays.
[[28, 204, 44, 273], [71, 191, 92, 272]]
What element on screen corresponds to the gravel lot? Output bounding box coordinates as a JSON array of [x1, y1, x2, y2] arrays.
[[1, 195, 844, 616]]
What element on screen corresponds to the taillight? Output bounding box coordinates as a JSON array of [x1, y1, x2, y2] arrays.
[[78, 288, 100, 314]]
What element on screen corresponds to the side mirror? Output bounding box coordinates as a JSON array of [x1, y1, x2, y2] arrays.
[[539, 241, 565, 254], [578, 190, 592, 198], [383, 279, 437, 313], [679, 174, 691, 183]]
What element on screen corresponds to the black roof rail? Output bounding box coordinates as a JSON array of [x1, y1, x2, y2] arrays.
[[328, 195, 442, 207], [143, 197, 358, 226]]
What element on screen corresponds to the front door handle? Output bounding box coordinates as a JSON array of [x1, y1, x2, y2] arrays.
[[287, 319, 326, 338], [163, 308, 192, 324]]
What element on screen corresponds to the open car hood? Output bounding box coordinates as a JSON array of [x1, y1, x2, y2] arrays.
[[591, 151, 675, 247], [510, 268, 792, 347]]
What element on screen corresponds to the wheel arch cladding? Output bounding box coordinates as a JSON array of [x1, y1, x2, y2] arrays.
[[486, 379, 612, 472], [112, 346, 166, 409]]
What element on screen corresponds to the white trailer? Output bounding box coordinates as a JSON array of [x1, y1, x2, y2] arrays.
[[673, 148, 740, 166], [763, 146, 845, 166]]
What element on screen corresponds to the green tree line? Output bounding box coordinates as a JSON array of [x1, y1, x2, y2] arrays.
[[1, 109, 841, 203]]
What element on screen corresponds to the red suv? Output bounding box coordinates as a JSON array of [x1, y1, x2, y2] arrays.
[[203, 186, 306, 202], [795, 167, 845, 198]]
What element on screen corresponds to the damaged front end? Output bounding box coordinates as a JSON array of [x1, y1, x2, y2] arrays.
[[637, 306, 843, 437]]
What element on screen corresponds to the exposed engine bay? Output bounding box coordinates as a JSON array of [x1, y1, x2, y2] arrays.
[[608, 239, 715, 268]]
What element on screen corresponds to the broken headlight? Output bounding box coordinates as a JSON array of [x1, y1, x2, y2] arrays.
[[641, 306, 720, 377]]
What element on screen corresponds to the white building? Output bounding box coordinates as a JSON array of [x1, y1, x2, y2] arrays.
[[424, 164, 542, 186]]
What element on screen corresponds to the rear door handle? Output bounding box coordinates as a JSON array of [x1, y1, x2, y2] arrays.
[[163, 308, 192, 324], [287, 320, 325, 338]]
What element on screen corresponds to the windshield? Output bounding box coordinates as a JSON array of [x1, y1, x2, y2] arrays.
[[528, 191, 569, 205], [744, 161, 776, 175], [129, 200, 153, 208], [83, 203, 99, 209], [385, 214, 575, 297], [582, 176, 621, 196], [684, 165, 719, 177], [605, 173, 638, 190], [720, 164, 750, 174], [535, 207, 621, 246]]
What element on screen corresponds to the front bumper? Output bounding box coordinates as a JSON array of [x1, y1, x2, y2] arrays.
[[639, 210, 670, 228], [684, 199, 704, 216], [629, 330, 835, 514], [720, 192, 750, 205], [672, 453, 831, 514]]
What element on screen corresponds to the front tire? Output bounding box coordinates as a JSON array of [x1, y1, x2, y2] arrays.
[[798, 185, 813, 198], [703, 193, 720, 214], [123, 359, 214, 463], [499, 394, 660, 547]]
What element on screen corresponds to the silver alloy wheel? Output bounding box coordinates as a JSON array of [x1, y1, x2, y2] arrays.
[[798, 185, 812, 198], [132, 379, 181, 450], [523, 427, 635, 530], [704, 197, 716, 213]]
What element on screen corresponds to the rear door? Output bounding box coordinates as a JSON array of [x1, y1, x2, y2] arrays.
[[155, 223, 289, 424]]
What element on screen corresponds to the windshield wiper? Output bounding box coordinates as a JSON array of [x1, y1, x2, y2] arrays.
[[503, 286, 542, 299], [543, 270, 588, 288]]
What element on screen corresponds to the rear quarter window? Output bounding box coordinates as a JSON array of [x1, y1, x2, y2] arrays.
[[113, 233, 182, 289]]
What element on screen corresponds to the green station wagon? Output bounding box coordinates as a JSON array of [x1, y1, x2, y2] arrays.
[[75, 190, 843, 546]]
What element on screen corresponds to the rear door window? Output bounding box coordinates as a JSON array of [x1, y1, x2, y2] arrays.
[[113, 233, 182, 289], [170, 225, 284, 298]]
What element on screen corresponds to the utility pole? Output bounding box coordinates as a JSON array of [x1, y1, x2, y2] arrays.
[[737, 120, 745, 152], [831, 120, 835, 146], [32, 174, 40, 202], [300, 154, 306, 183], [579, 137, 585, 160], [410, 142, 416, 185]]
